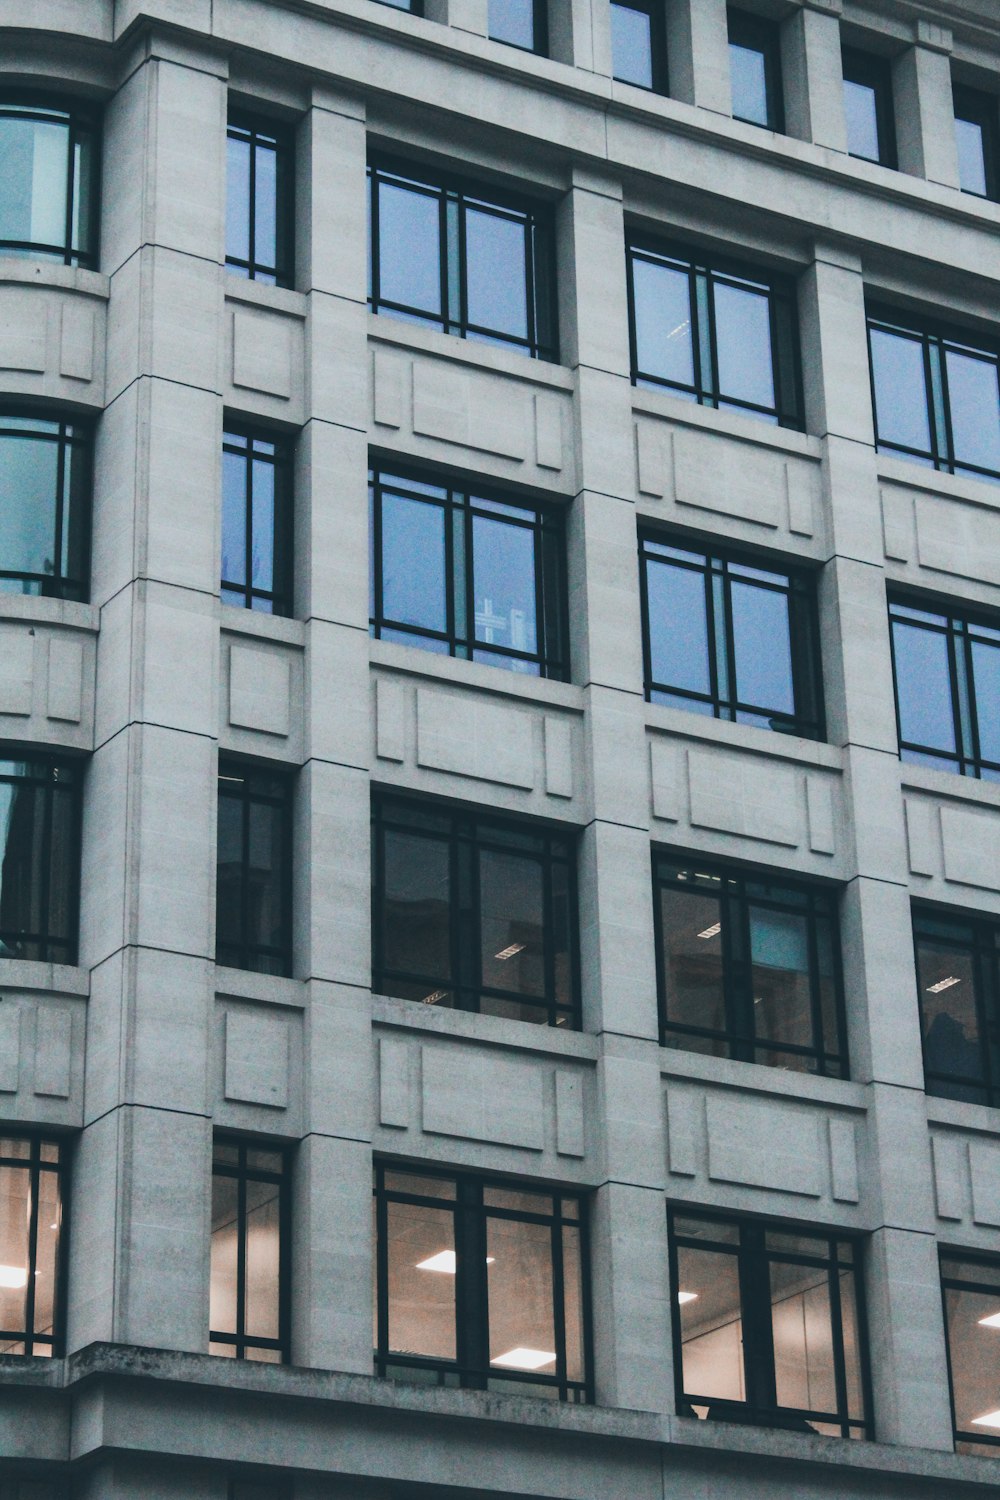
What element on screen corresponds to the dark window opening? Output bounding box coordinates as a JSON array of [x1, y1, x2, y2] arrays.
[[728, 8, 784, 132], [216, 761, 293, 976], [841, 47, 897, 167], [942, 1251, 1000, 1455], [0, 414, 91, 603], [489, 0, 547, 55], [889, 596, 1000, 781], [915, 907, 1000, 1109], [953, 85, 999, 202], [611, 1, 668, 94], [211, 1139, 290, 1364], [0, 95, 99, 268], [0, 756, 80, 966], [226, 114, 294, 288], [222, 428, 293, 616], [0, 1135, 66, 1357]]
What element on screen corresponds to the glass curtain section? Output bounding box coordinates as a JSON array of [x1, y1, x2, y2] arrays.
[[226, 116, 293, 286], [0, 1137, 65, 1356], [889, 598, 1000, 780], [216, 762, 292, 976], [221, 429, 293, 615], [0, 758, 80, 964], [210, 1140, 289, 1363], [0, 98, 98, 266], [941, 1253, 1000, 1454], [611, 2, 667, 92], [914, 908, 1000, 1106], [0, 415, 91, 601]]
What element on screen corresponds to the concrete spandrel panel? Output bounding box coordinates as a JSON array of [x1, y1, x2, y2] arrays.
[[914, 493, 1000, 587], [0, 616, 95, 747], [421, 1044, 544, 1150], [687, 747, 801, 848], [60, 300, 95, 381], [707, 1094, 824, 1198], [931, 1133, 965, 1222], [230, 303, 303, 404], [224, 1009, 289, 1110], [228, 641, 292, 738], [940, 804, 1000, 891], [0, 281, 106, 407], [33, 1007, 72, 1099], [0, 628, 33, 716], [970, 1141, 1000, 1229], [378, 1036, 410, 1127], [47, 637, 84, 723], [416, 686, 534, 789], [0, 295, 46, 372], [0, 1004, 20, 1092], [904, 796, 938, 877]]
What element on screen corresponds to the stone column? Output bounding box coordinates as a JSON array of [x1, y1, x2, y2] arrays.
[[667, 0, 731, 116], [782, 0, 849, 152], [893, 22, 961, 189]]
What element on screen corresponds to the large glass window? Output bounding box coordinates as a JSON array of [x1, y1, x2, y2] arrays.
[[369, 465, 567, 678], [669, 1211, 870, 1438], [640, 535, 822, 738], [211, 1139, 289, 1364], [373, 1165, 589, 1400], [216, 761, 292, 976], [627, 237, 802, 428], [0, 415, 91, 602], [222, 428, 293, 616], [372, 795, 578, 1028], [942, 1251, 1000, 1456], [654, 856, 846, 1077], [0, 97, 98, 267], [611, 1, 668, 93], [915, 908, 1000, 1108], [728, 8, 783, 132], [368, 158, 557, 361], [889, 596, 1000, 781], [226, 114, 293, 288], [489, 0, 547, 54], [841, 48, 896, 167], [868, 309, 1000, 483], [0, 757, 80, 966], [0, 1136, 65, 1357], [953, 86, 999, 202]]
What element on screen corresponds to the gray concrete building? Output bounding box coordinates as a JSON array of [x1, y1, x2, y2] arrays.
[[0, 0, 999, 1496]]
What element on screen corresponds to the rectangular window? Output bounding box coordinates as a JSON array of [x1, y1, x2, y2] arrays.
[[640, 535, 823, 739], [0, 1136, 65, 1357], [0, 414, 91, 602], [0, 757, 80, 965], [841, 47, 896, 167], [728, 8, 783, 131], [216, 761, 293, 976], [953, 85, 999, 202], [611, 1, 668, 93], [226, 114, 293, 288], [372, 794, 579, 1028], [369, 465, 568, 679], [889, 596, 1000, 780], [654, 855, 847, 1077], [0, 95, 100, 268], [211, 1139, 290, 1364], [868, 308, 1000, 483], [368, 158, 557, 361], [373, 1164, 590, 1400], [941, 1251, 1000, 1454], [669, 1211, 871, 1438], [222, 428, 293, 616], [915, 908, 1000, 1108], [489, 0, 547, 54], [627, 237, 802, 428]]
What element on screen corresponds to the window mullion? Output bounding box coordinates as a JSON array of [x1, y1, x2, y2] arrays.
[[827, 1242, 851, 1435]]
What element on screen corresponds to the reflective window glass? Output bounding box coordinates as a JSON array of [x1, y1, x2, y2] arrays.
[[612, 3, 654, 89], [465, 209, 529, 341], [891, 618, 956, 755], [0, 1137, 66, 1357], [713, 282, 776, 410], [842, 50, 894, 166], [956, 117, 988, 196], [631, 257, 696, 390], [843, 78, 880, 161], [941, 1253, 1000, 1455], [216, 762, 292, 976], [0, 417, 91, 601], [226, 116, 292, 287], [945, 349, 1000, 476], [869, 328, 932, 456], [489, 0, 543, 53], [0, 99, 98, 266], [211, 1140, 289, 1363], [221, 429, 292, 616], [914, 907, 1000, 1107], [954, 86, 999, 201], [376, 180, 443, 317], [889, 598, 1000, 780], [730, 580, 794, 718], [728, 9, 782, 131], [0, 759, 79, 965]]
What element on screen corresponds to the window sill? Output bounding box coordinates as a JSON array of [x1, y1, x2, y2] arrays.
[[222, 273, 307, 320], [372, 990, 597, 1060], [0, 258, 109, 299], [0, 957, 88, 997], [218, 604, 306, 649], [370, 636, 584, 712], [877, 455, 1000, 510], [0, 595, 98, 633], [213, 964, 304, 1010], [645, 703, 840, 771], [367, 312, 574, 389], [630, 384, 821, 460], [658, 1043, 864, 1111], [899, 761, 1000, 809], [926, 1093, 1000, 1137]]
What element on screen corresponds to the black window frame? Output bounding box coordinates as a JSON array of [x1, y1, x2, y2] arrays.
[[940, 1249, 1000, 1455], [226, 112, 295, 289], [369, 462, 569, 680], [841, 46, 897, 168], [888, 593, 1000, 781], [0, 753, 81, 966], [653, 852, 848, 1078], [610, 0, 669, 94], [215, 759, 294, 977], [0, 93, 100, 269], [626, 235, 803, 429], [210, 1137, 291, 1364], [374, 0, 423, 10], [639, 532, 824, 740], [914, 905, 1000, 1109], [668, 1208, 872, 1439], [488, 0, 548, 56], [0, 1133, 68, 1359], [0, 411, 92, 603], [367, 155, 558, 362], [868, 305, 1000, 484], [371, 792, 580, 1029], [953, 84, 1000, 202], [373, 1162, 592, 1401], [727, 7, 785, 132], [221, 425, 294, 617]]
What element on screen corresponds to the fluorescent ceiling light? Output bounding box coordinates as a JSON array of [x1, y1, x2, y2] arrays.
[[0, 1265, 27, 1289], [494, 943, 526, 961], [696, 923, 721, 940], [490, 1346, 556, 1371], [977, 1311, 1000, 1329], [422, 990, 448, 1005], [927, 976, 961, 994], [971, 1409, 1000, 1429], [677, 1291, 698, 1305], [416, 1250, 495, 1274]]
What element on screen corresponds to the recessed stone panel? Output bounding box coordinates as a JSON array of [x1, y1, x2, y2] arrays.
[[707, 1094, 823, 1198], [224, 1009, 289, 1110], [421, 1044, 544, 1151], [416, 686, 534, 789]]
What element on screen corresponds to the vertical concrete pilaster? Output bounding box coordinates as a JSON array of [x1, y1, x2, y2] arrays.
[[783, 0, 848, 152], [894, 24, 961, 189], [667, 0, 731, 115]]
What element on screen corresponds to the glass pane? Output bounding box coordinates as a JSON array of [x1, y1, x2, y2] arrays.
[[386, 1198, 456, 1360], [612, 4, 654, 89], [210, 1173, 239, 1336], [487, 1215, 556, 1375], [714, 281, 775, 411], [71, 130, 94, 258], [972, 638, 1000, 764], [479, 847, 545, 997], [631, 257, 695, 387], [815, 918, 841, 1062], [839, 1267, 866, 1422], [46, 785, 75, 945], [844, 78, 881, 161], [916, 939, 983, 1083], [377, 181, 442, 316], [0, 433, 60, 581], [869, 329, 932, 453], [0, 114, 68, 249], [0, 1163, 28, 1337], [730, 44, 769, 127], [562, 1224, 585, 1382], [0, 776, 44, 956], [226, 133, 251, 264], [472, 514, 537, 657], [770, 1258, 836, 1414], [244, 1177, 282, 1341], [749, 905, 813, 1055], [221, 449, 248, 591], [381, 492, 447, 633], [944, 1285, 1000, 1436], [645, 558, 710, 697], [945, 348, 1000, 474], [892, 619, 956, 754], [250, 457, 276, 594], [956, 117, 989, 197], [464, 208, 529, 341], [677, 1244, 745, 1403], [247, 799, 284, 952], [32, 1169, 60, 1340], [660, 885, 727, 1039], [489, 0, 536, 50], [253, 141, 278, 271], [382, 828, 451, 991], [730, 580, 794, 718]]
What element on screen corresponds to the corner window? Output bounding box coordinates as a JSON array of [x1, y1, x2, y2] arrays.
[[915, 908, 1000, 1108], [0, 757, 80, 965], [841, 47, 896, 167], [953, 85, 999, 202], [654, 856, 847, 1077], [611, 1, 668, 94], [669, 1211, 870, 1438], [728, 8, 783, 131], [211, 1139, 290, 1364], [868, 309, 1000, 483], [941, 1251, 1000, 1455], [222, 428, 293, 616], [627, 237, 802, 428], [0, 1136, 65, 1357], [0, 96, 99, 268], [226, 114, 293, 288], [368, 158, 557, 361], [216, 761, 293, 977], [369, 465, 568, 678], [0, 415, 91, 602], [640, 536, 823, 739], [373, 1165, 590, 1399], [889, 597, 1000, 781], [489, 0, 547, 55], [372, 795, 579, 1028]]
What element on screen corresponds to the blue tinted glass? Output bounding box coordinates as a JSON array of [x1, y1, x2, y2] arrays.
[[377, 181, 442, 316], [472, 515, 537, 657], [971, 638, 1000, 763], [489, 0, 537, 50], [221, 448, 247, 591], [646, 559, 710, 696], [632, 258, 695, 387], [0, 113, 68, 251], [381, 492, 447, 633], [253, 141, 278, 270], [749, 907, 809, 973], [0, 433, 58, 580], [730, 580, 794, 716], [730, 43, 769, 126], [893, 620, 956, 754], [844, 78, 881, 161], [945, 349, 1000, 474], [714, 281, 775, 410], [226, 134, 251, 265], [955, 117, 988, 196], [464, 208, 528, 341], [870, 329, 932, 453], [250, 457, 275, 594], [612, 4, 654, 89]]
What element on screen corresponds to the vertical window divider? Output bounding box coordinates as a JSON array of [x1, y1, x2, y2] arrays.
[[550, 1201, 569, 1398], [23, 1140, 41, 1357], [827, 1238, 851, 1439]]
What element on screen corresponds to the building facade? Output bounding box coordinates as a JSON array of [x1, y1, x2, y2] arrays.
[[0, 0, 999, 1496]]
